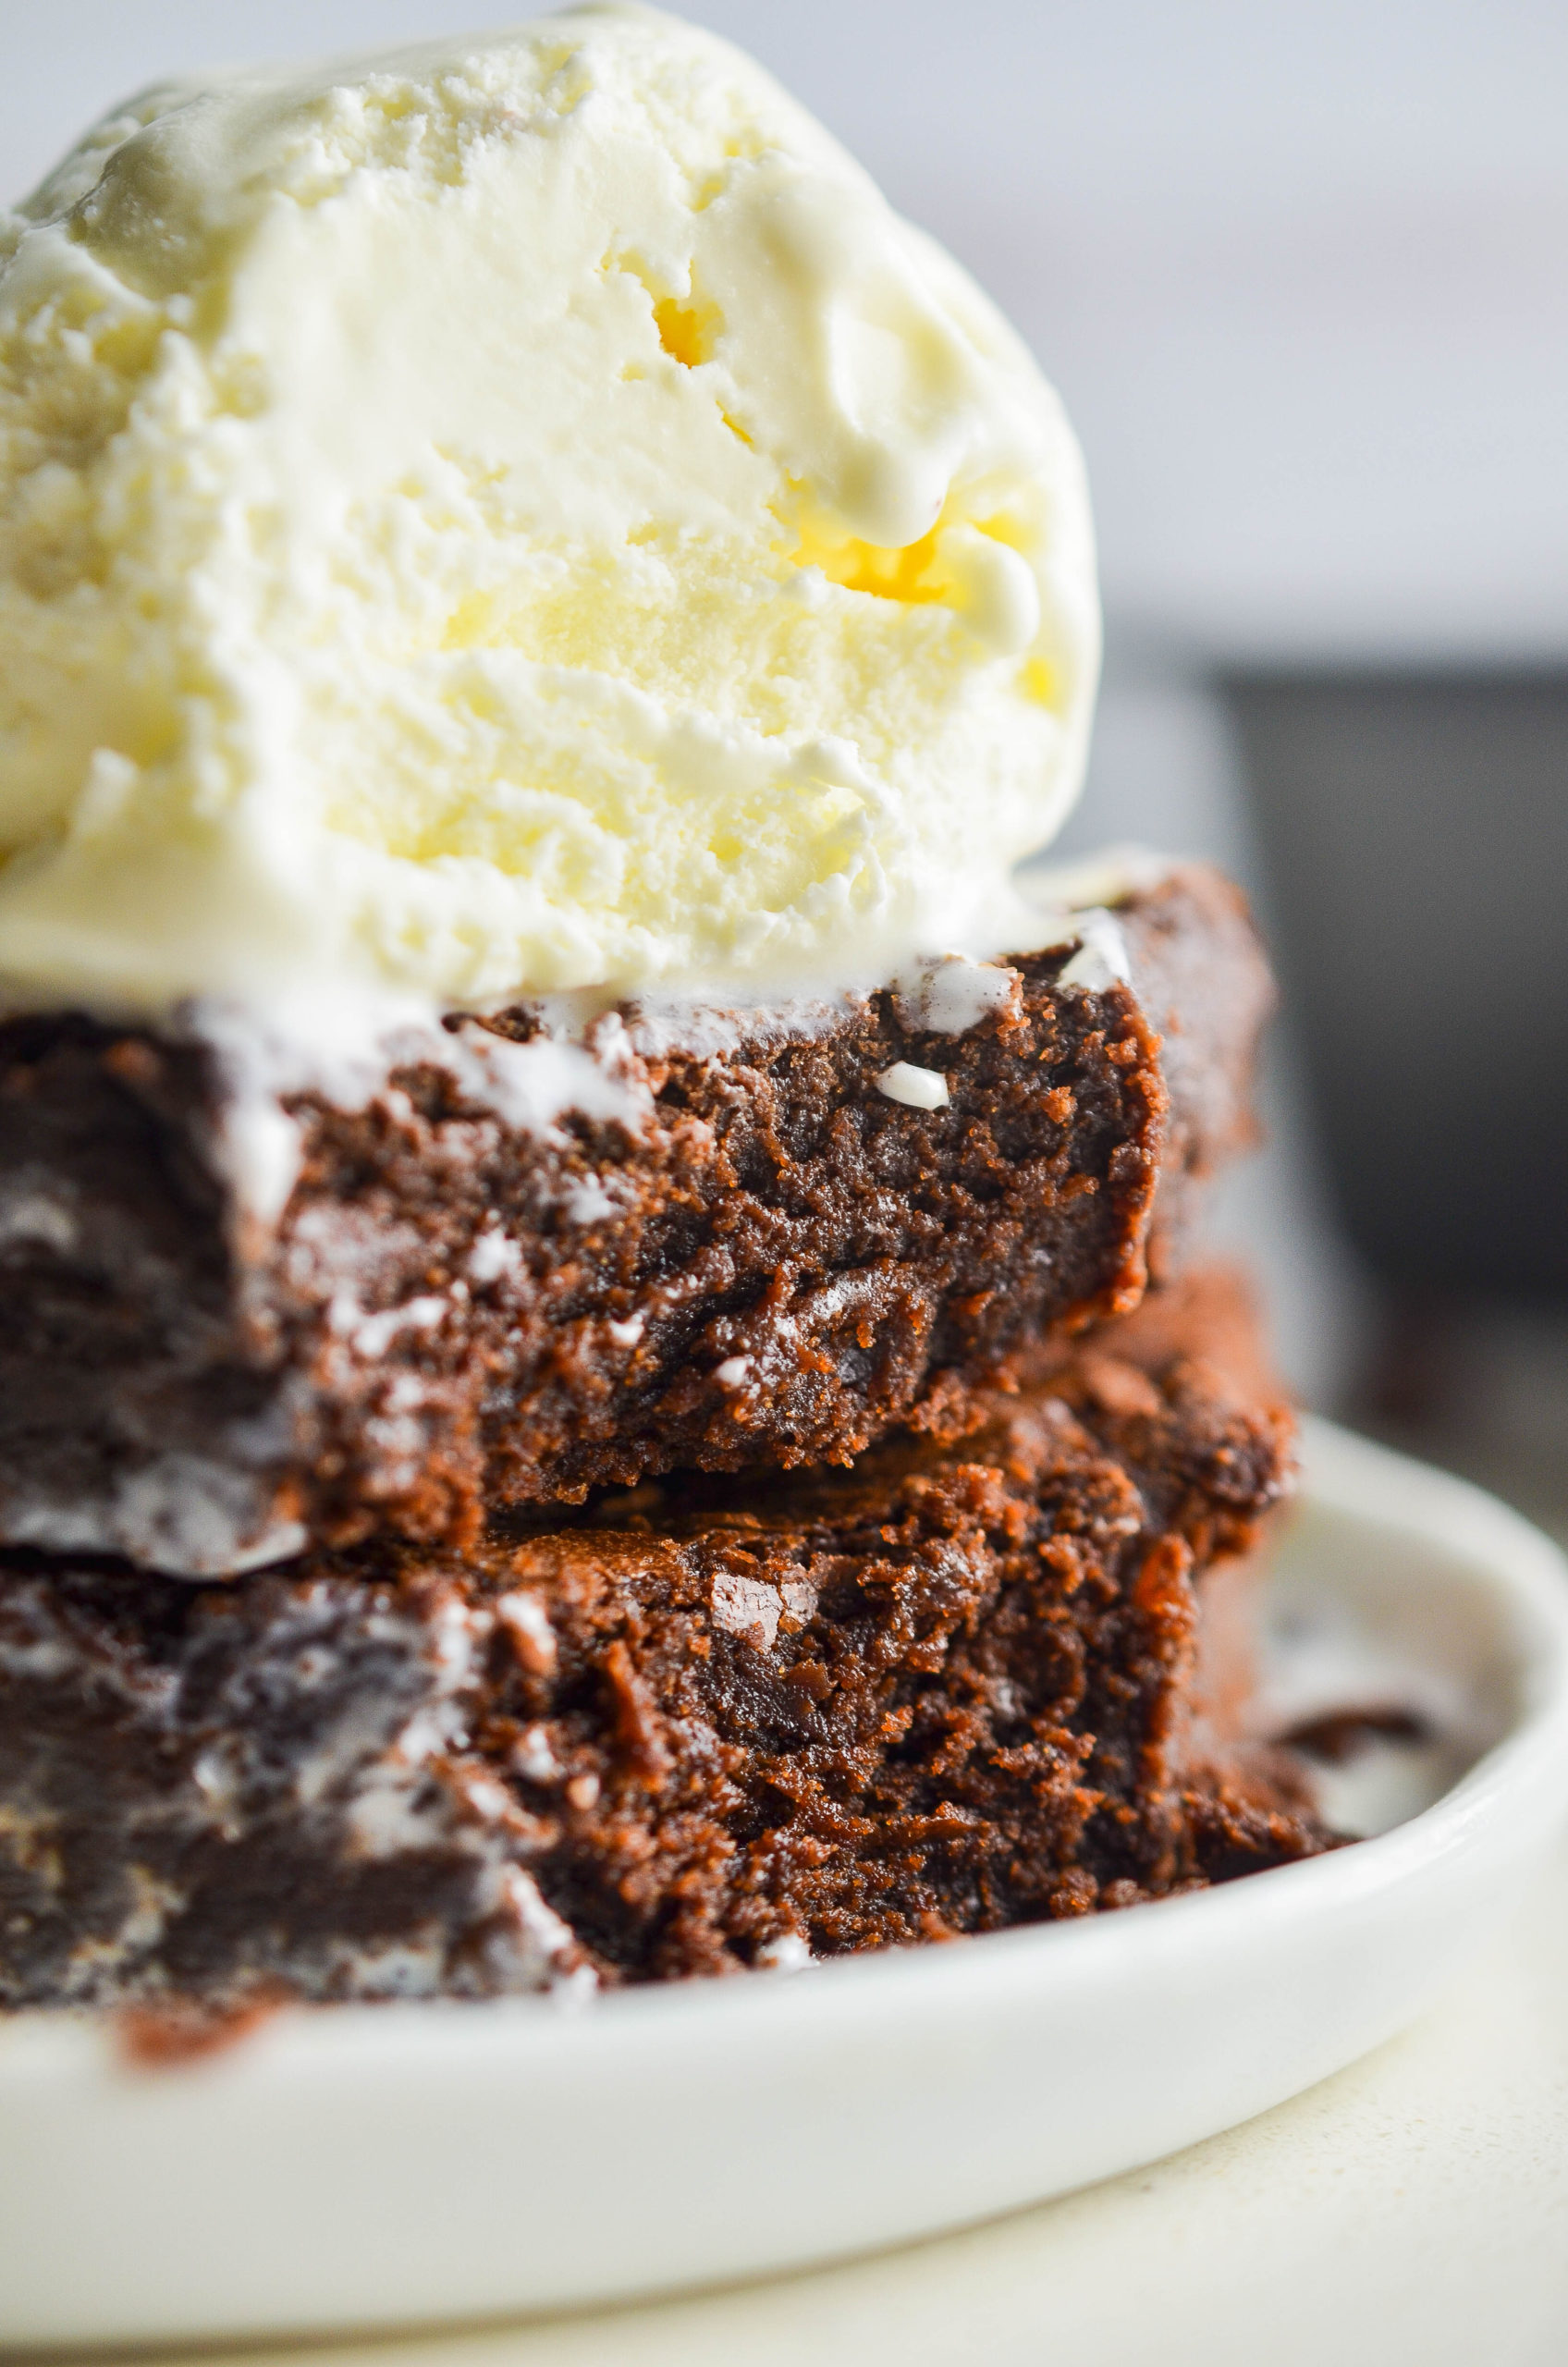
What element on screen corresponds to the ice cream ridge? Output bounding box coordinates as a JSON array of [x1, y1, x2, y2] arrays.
[[0, 0, 1098, 1033]]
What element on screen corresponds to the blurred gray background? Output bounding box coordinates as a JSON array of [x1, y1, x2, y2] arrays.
[[6, 1, 1567, 1520]]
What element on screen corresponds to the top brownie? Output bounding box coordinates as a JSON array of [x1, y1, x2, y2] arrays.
[[0, 864, 1269, 1575]]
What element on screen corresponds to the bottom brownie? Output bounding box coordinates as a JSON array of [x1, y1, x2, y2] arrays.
[[0, 1270, 1330, 2009]]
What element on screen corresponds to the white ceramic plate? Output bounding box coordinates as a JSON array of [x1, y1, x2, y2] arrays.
[[5, 1418, 1568, 2352]]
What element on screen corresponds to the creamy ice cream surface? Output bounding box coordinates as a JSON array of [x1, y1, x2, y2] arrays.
[[0, 3, 1098, 1037]]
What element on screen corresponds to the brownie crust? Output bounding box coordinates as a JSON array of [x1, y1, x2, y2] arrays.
[[0, 1269, 1325, 2010], [0, 865, 1271, 1576]]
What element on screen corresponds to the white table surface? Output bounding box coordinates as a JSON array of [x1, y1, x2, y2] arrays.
[[111, 1821, 1568, 2367]]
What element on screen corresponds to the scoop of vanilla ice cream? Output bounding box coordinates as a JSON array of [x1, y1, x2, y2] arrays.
[[0, 2, 1098, 1031]]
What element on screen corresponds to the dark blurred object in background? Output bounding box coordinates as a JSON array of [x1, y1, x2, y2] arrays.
[[1225, 670, 1568, 1537], [1225, 671, 1568, 1295]]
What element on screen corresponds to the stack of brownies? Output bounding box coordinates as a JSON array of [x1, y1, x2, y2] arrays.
[[0, 862, 1330, 2007]]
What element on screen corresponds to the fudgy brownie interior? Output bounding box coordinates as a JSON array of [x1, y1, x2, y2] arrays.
[[0, 1269, 1327, 2009], [0, 866, 1270, 1575]]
